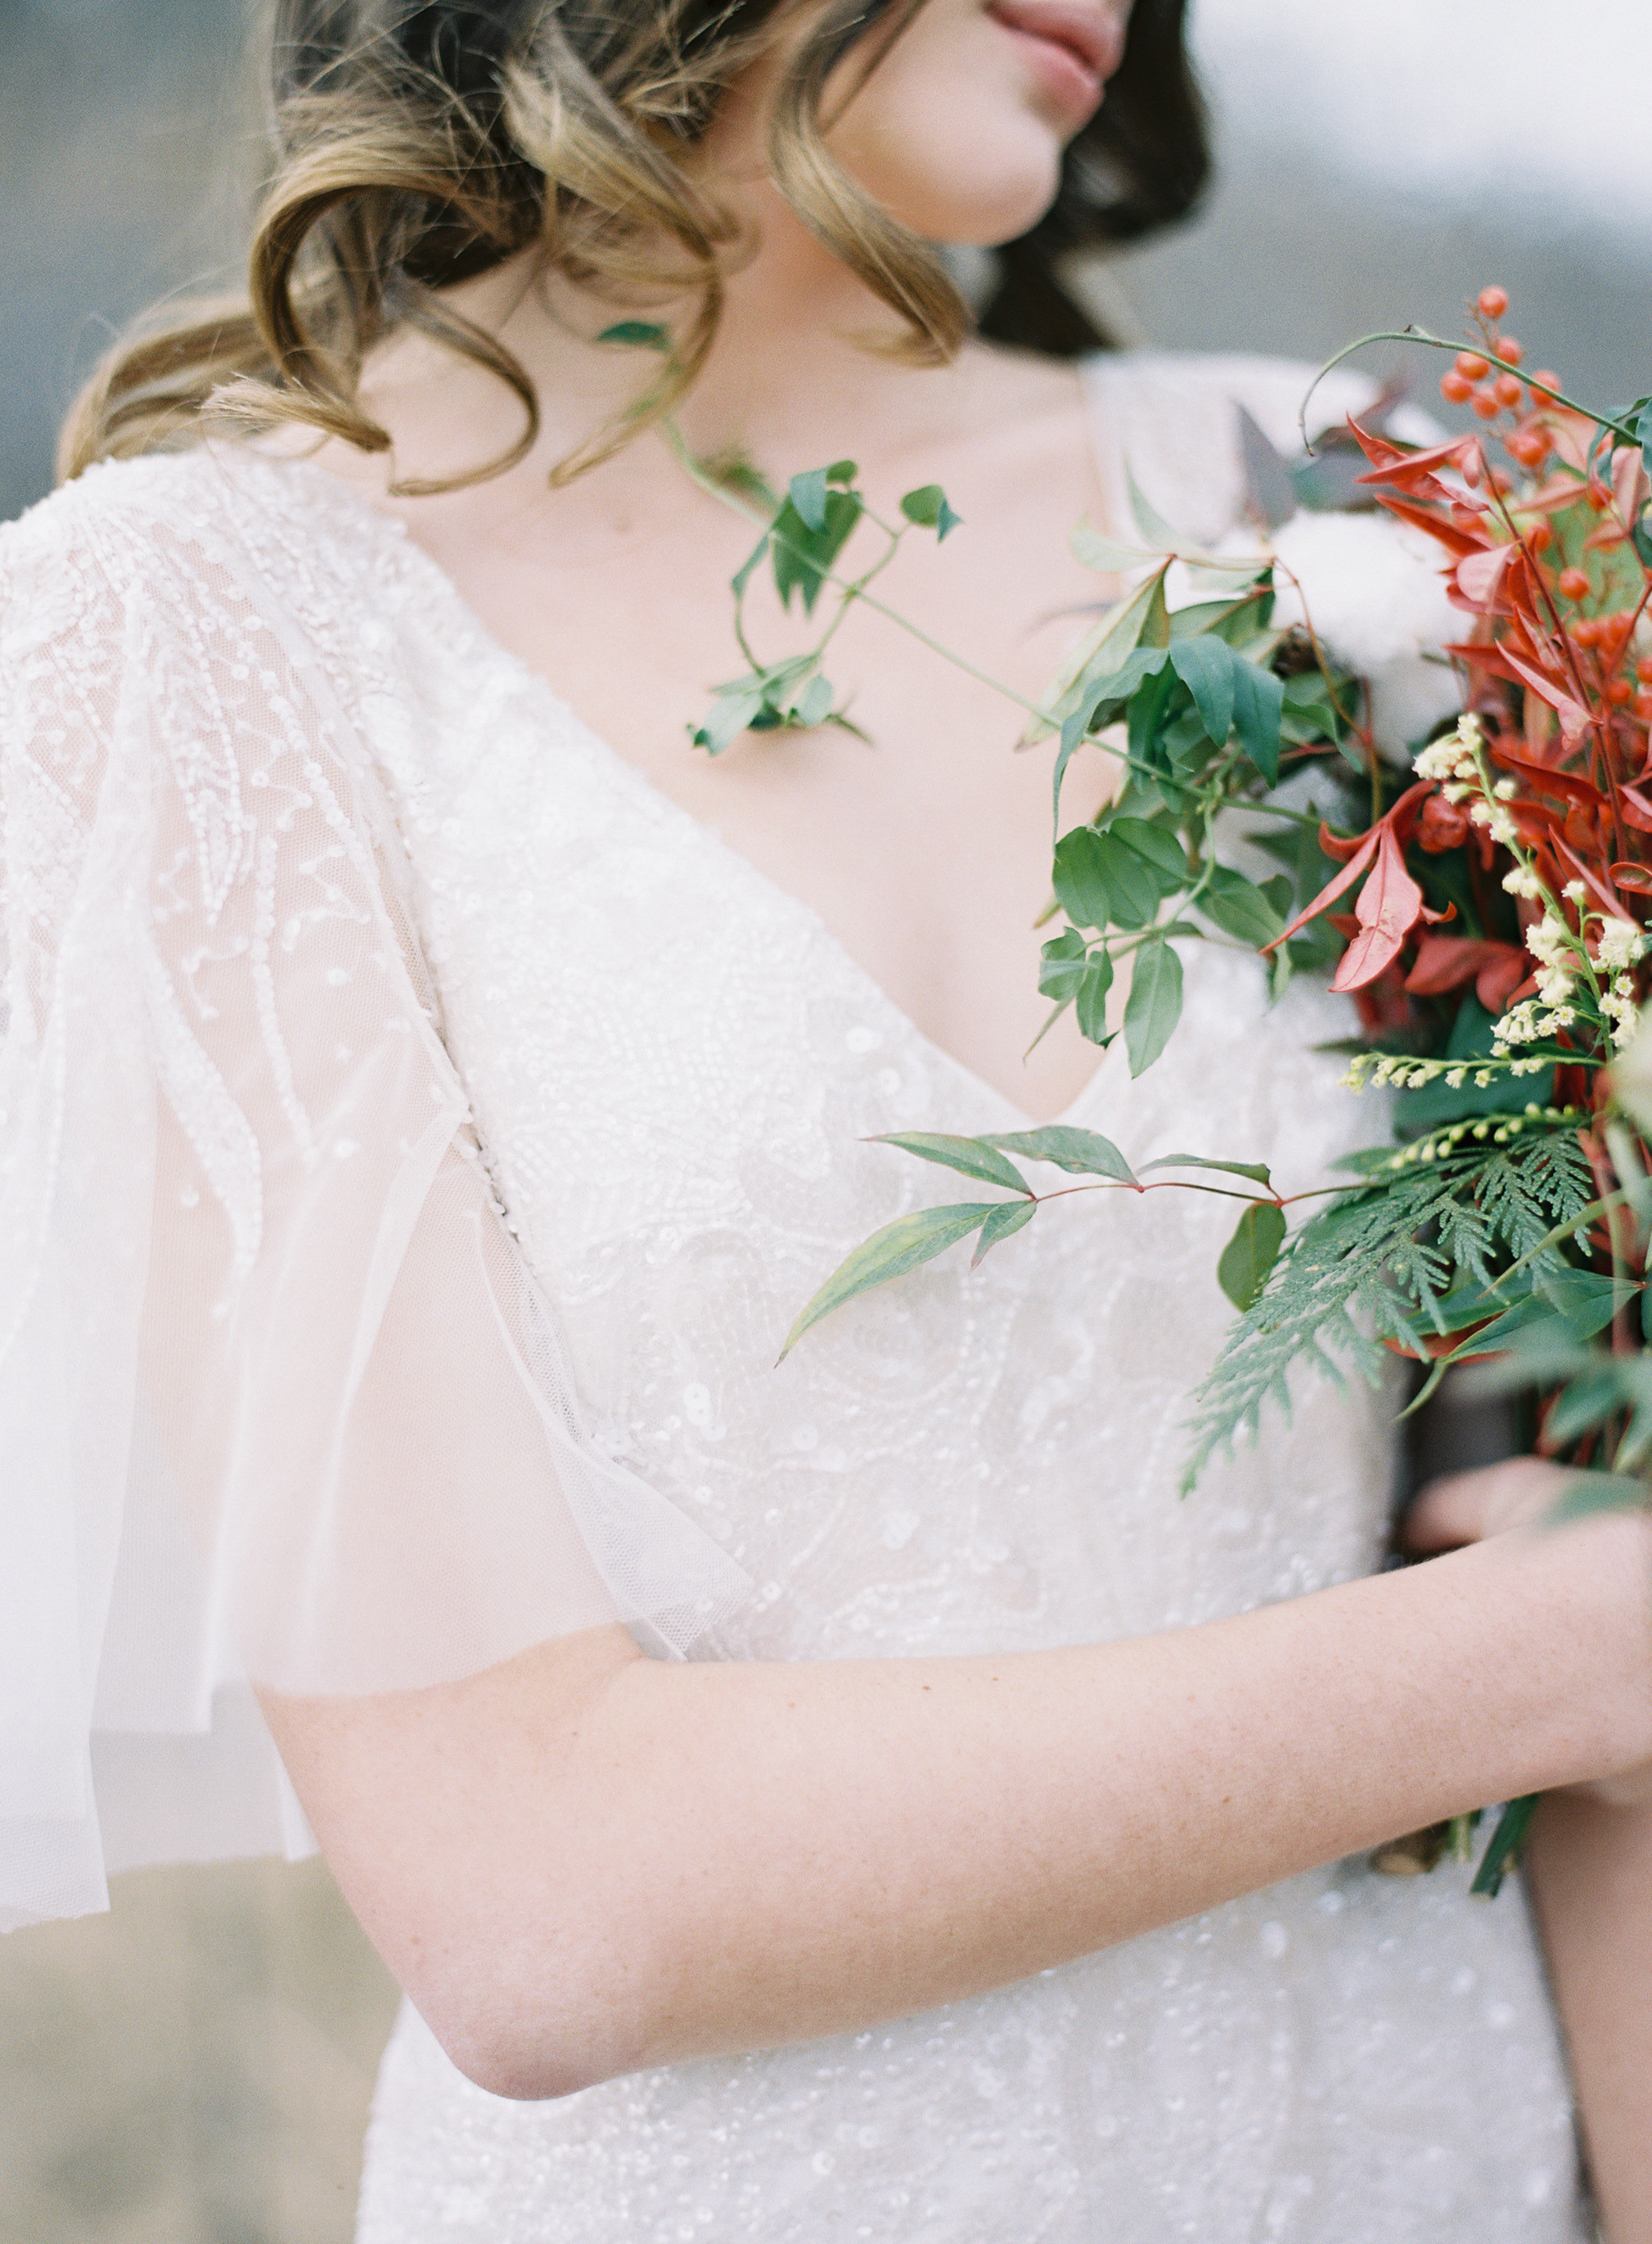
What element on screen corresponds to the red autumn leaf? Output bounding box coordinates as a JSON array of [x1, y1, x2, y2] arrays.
[[1416, 794, 1470, 852], [1496, 645, 1594, 748], [1265, 828, 1378, 949], [1352, 962, 1414, 1037], [1583, 519, 1631, 556], [1487, 743, 1602, 806], [1267, 784, 1440, 964], [1610, 862, 1652, 894], [1332, 825, 1431, 991], [1456, 546, 1517, 605], [1613, 445, 1650, 528], [1519, 472, 1599, 517], [1362, 492, 1486, 560], [1482, 958, 1539, 1012], [1618, 784, 1652, 835], [1552, 833, 1626, 917], [1402, 933, 1529, 1015], [1351, 426, 1487, 490]]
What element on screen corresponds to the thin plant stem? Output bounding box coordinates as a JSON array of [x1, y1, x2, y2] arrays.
[[659, 419, 1060, 724]]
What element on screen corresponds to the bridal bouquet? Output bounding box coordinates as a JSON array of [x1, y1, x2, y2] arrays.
[[659, 286, 1652, 1887]]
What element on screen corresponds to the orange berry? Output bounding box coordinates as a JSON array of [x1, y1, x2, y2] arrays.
[[1440, 370, 1474, 404], [1559, 566, 1591, 600], [1587, 484, 1612, 511], [1478, 286, 1510, 319], [1526, 521, 1554, 552], [1493, 372, 1524, 408], [1573, 617, 1603, 647], [1490, 468, 1515, 495], [1529, 369, 1563, 398], [1636, 690, 1652, 723], [1605, 678, 1635, 706], [1636, 655, 1652, 685], [1471, 389, 1501, 421], [1456, 351, 1491, 380], [1507, 430, 1545, 468], [1495, 336, 1524, 367]]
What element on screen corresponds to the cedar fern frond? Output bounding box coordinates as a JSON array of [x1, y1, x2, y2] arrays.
[[1182, 1130, 1593, 1490]]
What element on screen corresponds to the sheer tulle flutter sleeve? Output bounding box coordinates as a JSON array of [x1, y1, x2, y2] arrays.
[[0, 466, 748, 1931]]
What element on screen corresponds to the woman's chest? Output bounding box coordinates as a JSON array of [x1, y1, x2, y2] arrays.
[[384, 429, 1119, 1119], [369, 687, 1393, 1656]]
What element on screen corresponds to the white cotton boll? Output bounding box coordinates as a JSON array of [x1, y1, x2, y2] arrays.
[[1268, 511, 1463, 762]]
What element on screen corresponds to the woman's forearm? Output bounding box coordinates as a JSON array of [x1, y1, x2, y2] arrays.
[[264, 1510, 1652, 2101], [1528, 1792, 1652, 2244]]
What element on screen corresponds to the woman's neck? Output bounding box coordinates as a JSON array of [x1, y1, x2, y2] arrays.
[[358, 186, 993, 498]]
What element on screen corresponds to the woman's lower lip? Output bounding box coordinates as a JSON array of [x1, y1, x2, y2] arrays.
[[988, 13, 1104, 121]]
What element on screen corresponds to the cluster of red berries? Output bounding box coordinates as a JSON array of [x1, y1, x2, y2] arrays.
[[1551, 610, 1652, 722], [1437, 286, 1562, 471]]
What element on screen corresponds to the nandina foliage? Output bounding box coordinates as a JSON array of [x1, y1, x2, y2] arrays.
[[1277, 330, 1652, 1120]]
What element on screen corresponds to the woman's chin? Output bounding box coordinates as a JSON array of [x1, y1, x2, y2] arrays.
[[876, 151, 1065, 252]]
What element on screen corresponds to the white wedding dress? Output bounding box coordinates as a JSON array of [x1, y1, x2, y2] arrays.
[[0, 354, 1588, 2242]]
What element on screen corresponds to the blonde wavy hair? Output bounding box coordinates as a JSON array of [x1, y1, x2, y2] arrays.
[[59, 0, 1207, 494]]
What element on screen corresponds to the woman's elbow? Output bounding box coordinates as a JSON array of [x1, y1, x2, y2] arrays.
[[396, 1899, 670, 2103]]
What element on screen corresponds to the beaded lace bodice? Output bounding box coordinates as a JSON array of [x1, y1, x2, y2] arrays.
[[0, 356, 1587, 2241]]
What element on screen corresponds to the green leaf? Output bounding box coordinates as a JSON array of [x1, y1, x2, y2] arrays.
[[793, 672, 835, 728], [1033, 561, 1173, 747], [1545, 1471, 1649, 1526], [983, 1125, 1136, 1183], [825, 458, 858, 485], [1218, 1200, 1287, 1311], [1126, 462, 1185, 552], [1069, 521, 1166, 572], [1201, 864, 1289, 949], [595, 320, 670, 350], [1466, 1269, 1620, 1355], [1123, 939, 1183, 1076], [771, 490, 863, 614], [1038, 926, 1091, 1002], [1100, 833, 1165, 926], [1471, 1796, 1539, 1899], [1052, 827, 1114, 930], [1141, 1152, 1273, 1187], [789, 468, 831, 534], [1168, 637, 1236, 749], [870, 1133, 1033, 1196], [778, 1202, 1005, 1358], [899, 484, 962, 538], [1127, 659, 1181, 777], [1052, 644, 1169, 835], [1235, 403, 1298, 533], [692, 685, 767, 755], [1109, 817, 1188, 885], [1544, 1367, 1636, 1448], [972, 1196, 1037, 1266], [1075, 954, 1115, 1043], [1230, 658, 1285, 786], [731, 534, 771, 601]]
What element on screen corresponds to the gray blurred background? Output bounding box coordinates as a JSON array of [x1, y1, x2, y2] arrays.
[[1, 0, 1644, 2236]]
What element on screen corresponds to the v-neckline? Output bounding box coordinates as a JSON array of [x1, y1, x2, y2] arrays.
[[231, 417, 1131, 1134]]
